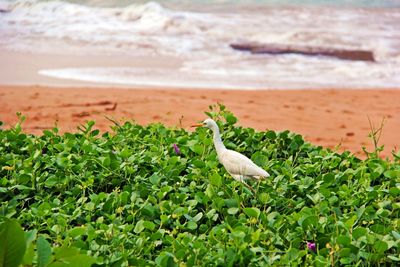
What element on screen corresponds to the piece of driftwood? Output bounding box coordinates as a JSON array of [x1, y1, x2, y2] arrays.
[[230, 43, 375, 62]]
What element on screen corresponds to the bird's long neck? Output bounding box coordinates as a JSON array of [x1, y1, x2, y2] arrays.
[[212, 125, 226, 154]]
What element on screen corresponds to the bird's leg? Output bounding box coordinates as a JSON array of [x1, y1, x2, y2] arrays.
[[237, 174, 255, 194], [256, 179, 261, 195], [242, 180, 255, 194]]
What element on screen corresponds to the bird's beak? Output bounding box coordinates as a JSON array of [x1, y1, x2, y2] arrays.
[[190, 124, 203, 128]]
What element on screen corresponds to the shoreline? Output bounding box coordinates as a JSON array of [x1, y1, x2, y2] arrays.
[[1, 49, 399, 91], [1, 85, 399, 159]]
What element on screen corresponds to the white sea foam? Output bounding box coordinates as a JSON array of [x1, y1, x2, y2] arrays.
[[1, 0, 400, 89], [39, 60, 400, 89]]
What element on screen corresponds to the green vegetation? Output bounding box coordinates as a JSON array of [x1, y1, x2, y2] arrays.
[[1, 105, 399, 266]]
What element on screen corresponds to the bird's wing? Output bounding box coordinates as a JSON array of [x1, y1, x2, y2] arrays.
[[219, 149, 269, 178]]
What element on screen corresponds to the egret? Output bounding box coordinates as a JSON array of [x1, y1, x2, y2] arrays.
[[192, 118, 270, 191]]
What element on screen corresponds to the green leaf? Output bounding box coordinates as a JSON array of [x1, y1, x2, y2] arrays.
[[0, 219, 26, 267], [287, 248, 300, 261], [68, 227, 87, 239], [22, 229, 37, 265], [120, 148, 131, 159], [344, 215, 357, 229], [225, 114, 237, 125], [134, 220, 145, 234], [388, 255, 400, 261], [160, 215, 169, 223], [300, 215, 318, 229], [48, 254, 96, 267], [323, 173, 335, 185], [43, 130, 53, 137], [374, 241, 388, 253], [155, 252, 176, 267], [192, 212, 203, 222], [337, 235, 351, 246], [187, 221, 197, 230], [143, 221, 155, 231], [22, 244, 35, 266], [49, 246, 96, 267], [265, 130, 276, 139], [251, 152, 267, 167], [209, 173, 222, 187], [191, 144, 203, 155], [352, 228, 367, 240], [54, 246, 80, 260], [37, 235, 52, 267], [243, 207, 260, 219], [392, 231, 400, 240], [224, 199, 239, 208], [44, 176, 60, 187], [258, 193, 269, 204], [389, 187, 400, 197], [314, 255, 330, 266], [232, 229, 246, 240], [24, 229, 37, 247], [227, 208, 239, 215], [149, 174, 161, 185], [384, 170, 399, 179], [371, 224, 387, 234], [192, 159, 205, 168]]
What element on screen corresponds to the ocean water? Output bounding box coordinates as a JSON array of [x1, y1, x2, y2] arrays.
[[1, 0, 399, 89]]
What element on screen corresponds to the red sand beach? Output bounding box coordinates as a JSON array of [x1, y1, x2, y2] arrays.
[[1, 85, 399, 158]]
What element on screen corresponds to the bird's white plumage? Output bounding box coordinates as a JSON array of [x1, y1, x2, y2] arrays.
[[201, 118, 270, 182]]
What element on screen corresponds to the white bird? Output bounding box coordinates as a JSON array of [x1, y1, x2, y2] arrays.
[[192, 118, 270, 190]]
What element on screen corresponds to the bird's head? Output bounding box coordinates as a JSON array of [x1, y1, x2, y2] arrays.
[[191, 118, 218, 130]]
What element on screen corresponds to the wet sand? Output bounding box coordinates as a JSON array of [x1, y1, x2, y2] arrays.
[[1, 85, 399, 158]]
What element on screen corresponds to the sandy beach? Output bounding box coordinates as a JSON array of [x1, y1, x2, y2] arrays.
[[1, 85, 399, 158]]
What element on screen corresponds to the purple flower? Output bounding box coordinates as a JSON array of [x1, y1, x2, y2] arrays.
[[307, 242, 316, 252], [173, 144, 181, 155]]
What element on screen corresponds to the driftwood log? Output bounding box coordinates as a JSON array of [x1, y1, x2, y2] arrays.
[[230, 43, 375, 62]]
